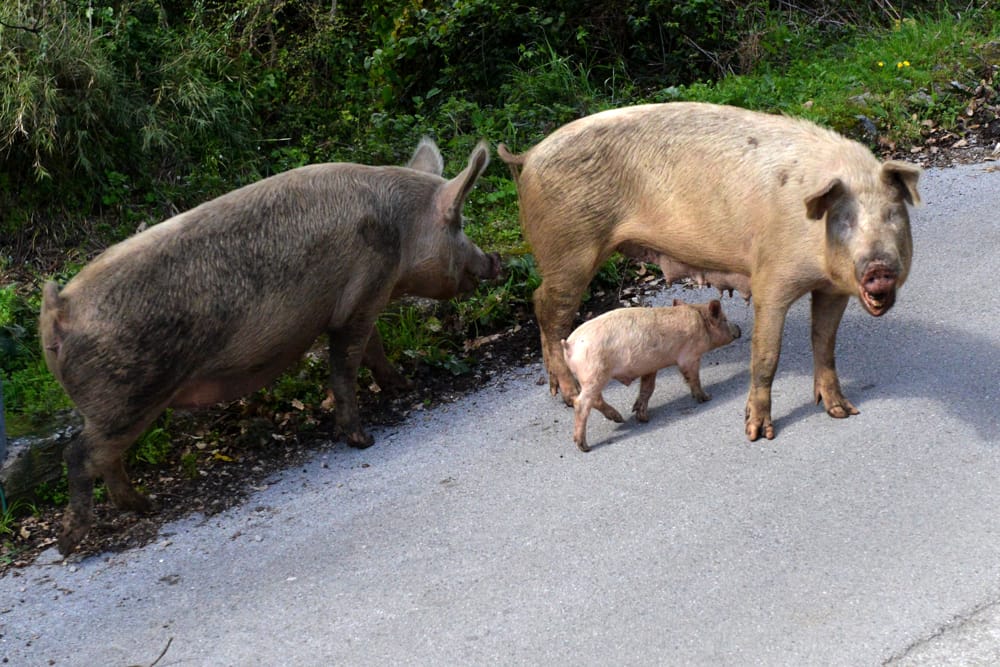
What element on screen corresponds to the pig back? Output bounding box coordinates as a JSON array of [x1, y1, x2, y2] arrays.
[[516, 102, 879, 274], [564, 304, 711, 379], [53, 164, 420, 382]]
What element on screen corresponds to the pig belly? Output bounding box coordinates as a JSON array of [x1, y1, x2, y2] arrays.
[[169, 352, 308, 408], [608, 351, 681, 386]]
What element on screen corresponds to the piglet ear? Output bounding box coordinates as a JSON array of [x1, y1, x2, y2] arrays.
[[708, 299, 722, 318], [436, 141, 489, 227], [804, 178, 847, 220], [408, 137, 445, 175], [882, 160, 922, 206]]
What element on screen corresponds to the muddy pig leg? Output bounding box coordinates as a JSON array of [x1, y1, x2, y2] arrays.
[[745, 299, 791, 441], [533, 250, 603, 405], [60, 418, 155, 555], [678, 356, 710, 403], [632, 373, 657, 422], [363, 327, 412, 393], [811, 290, 859, 419], [328, 312, 382, 449]]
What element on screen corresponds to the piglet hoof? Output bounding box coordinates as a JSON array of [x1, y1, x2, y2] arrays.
[[575, 438, 591, 453], [597, 404, 624, 424], [693, 392, 712, 404], [632, 404, 650, 423]]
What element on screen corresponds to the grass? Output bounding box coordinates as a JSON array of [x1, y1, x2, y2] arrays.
[[672, 12, 996, 143]]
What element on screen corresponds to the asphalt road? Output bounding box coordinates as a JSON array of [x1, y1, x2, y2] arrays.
[[2, 161, 999, 666]]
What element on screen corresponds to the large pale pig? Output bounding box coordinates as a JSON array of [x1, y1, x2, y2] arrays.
[[562, 299, 741, 452], [499, 102, 920, 442], [39, 138, 500, 555]]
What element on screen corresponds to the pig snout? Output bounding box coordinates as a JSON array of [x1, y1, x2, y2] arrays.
[[858, 261, 898, 316], [461, 251, 501, 292]]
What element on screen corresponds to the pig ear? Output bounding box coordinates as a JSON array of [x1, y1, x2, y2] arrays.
[[407, 137, 445, 176], [881, 160, 922, 206], [708, 299, 722, 318], [672, 298, 684, 307], [436, 141, 489, 226], [804, 178, 847, 221]]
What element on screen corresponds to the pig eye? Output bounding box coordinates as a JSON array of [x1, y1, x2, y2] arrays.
[[827, 208, 857, 239]]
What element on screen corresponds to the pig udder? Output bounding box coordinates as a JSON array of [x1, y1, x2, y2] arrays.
[[620, 242, 751, 299]]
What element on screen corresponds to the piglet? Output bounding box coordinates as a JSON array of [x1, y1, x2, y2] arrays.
[[560, 299, 741, 452]]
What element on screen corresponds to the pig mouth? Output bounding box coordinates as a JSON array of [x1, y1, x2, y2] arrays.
[[859, 286, 895, 316], [858, 263, 898, 317], [460, 252, 502, 293]]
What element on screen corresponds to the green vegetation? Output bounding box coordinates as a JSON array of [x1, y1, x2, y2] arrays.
[[2, 1, 998, 496]]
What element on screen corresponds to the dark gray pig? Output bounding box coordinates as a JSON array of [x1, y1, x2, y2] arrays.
[[39, 138, 500, 555], [499, 102, 920, 442]]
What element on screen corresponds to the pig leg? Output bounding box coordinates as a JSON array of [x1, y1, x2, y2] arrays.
[[59, 417, 155, 555], [328, 317, 380, 449], [810, 290, 860, 419], [363, 327, 411, 393], [571, 389, 597, 452], [745, 301, 791, 441], [632, 373, 657, 422], [573, 386, 623, 452], [679, 357, 711, 403], [534, 252, 604, 404], [593, 395, 625, 423]]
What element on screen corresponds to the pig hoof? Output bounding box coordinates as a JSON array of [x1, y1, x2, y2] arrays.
[[118, 494, 154, 514], [826, 404, 860, 419], [346, 431, 375, 449], [57, 520, 91, 556], [745, 420, 775, 442], [575, 439, 591, 453], [632, 406, 649, 423], [694, 392, 712, 403], [376, 374, 413, 394], [599, 405, 624, 423]]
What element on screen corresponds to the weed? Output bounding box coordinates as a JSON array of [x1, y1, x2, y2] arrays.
[[377, 304, 474, 376], [0, 499, 26, 538], [32, 475, 106, 508], [33, 477, 68, 507], [130, 411, 175, 466], [180, 451, 200, 479]]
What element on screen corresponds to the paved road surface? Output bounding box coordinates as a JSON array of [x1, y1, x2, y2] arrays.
[[1, 161, 998, 666]]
